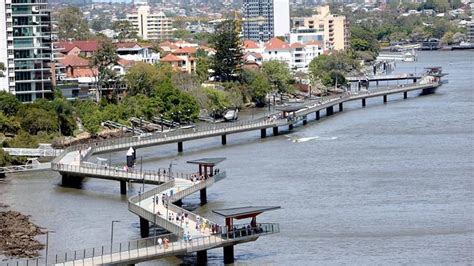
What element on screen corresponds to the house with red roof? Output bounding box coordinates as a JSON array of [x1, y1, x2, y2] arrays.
[[241, 37, 324, 72], [116, 42, 160, 64], [56, 41, 99, 58]]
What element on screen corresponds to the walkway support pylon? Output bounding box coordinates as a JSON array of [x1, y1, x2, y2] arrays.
[[316, 110, 320, 120], [326, 106, 334, 116], [339, 102, 343, 112], [200, 188, 207, 205], [383, 95, 388, 103], [362, 98, 366, 107], [289, 124, 294, 130], [197, 250, 207, 265], [404, 91, 408, 99], [273, 127, 279, 136], [139, 217, 149, 238], [223, 245, 235, 264], [120, 180, 127, 195], [178, 142, 183, 153], [221, 135, 227, 145], [260, 129, 266, 138]]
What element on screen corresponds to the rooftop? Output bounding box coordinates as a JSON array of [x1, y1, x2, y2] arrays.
[[213, 206, 280, 218], [186, 158, 226, 166]]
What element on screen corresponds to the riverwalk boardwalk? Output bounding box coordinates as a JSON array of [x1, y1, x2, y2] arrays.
[[1, 71, 444, 265]]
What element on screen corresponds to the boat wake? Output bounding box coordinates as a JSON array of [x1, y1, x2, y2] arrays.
[[285, 135, 337, 143]]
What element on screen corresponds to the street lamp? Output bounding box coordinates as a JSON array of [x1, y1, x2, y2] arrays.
[[45, 230, 56, 266], [111, 220, 120, 253], [168, 159, 176, 178]]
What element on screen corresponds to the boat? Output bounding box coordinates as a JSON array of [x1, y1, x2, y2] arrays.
[[223, 108, 239, 121], [452, 42, 474, 50]]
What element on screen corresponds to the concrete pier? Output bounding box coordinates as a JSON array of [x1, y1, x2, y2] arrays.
[[223, 246, 235, 264], [120, 180, 127, 195], [362, 98, 366, 107], [383, 95, 388, 103], [178, 142, 183, 153], [326, 106, 334, 116], [339, 103, 343, 112], [139, 217, 149, 238], [197, 250, 207, 265], [260, 129, 266, 138], [221, 135, 227, 145], [61, 174, 83, 188], [273, 127, 279, 136], [404, 91, 408, 99], [200, 188, 207, 204], [316, 110, 320, 120]]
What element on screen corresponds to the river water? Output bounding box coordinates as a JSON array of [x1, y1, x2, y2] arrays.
[[1, 51, 473, 265]]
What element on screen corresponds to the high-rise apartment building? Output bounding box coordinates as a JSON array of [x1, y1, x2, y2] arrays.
[[0, 0, 53, 102], [126, 5, 172, 41], [242, 0, 290, 42], [292, 6, 349, 51]]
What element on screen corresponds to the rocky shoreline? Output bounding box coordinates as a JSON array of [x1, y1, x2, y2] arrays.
[[0, 204, 45, 258]]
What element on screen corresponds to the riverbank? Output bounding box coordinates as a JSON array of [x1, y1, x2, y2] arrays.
[[0, 204, 45, 258]]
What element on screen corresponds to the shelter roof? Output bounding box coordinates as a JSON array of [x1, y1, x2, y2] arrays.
[[186, 158, 226, 166], [213, 206, 280, 218]]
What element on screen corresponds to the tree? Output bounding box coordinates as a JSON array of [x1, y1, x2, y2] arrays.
[[125, 62, 161, 96], [0, 62, 5, 78], [432, 0, 450, 12], [91, 38, 119, 101], [0, 91, 20, 116], [0, 149, 12, 167], [441, 31, 454, 45], [0, 112, 20, 135], [154, 80, 199, 122], [308, 51, 357, 88], [56, 7, 91, 40], [19, 107, 58, 135], [261, 61, 292, 94], [52, 92, 76, 136], [112, 21, 138, 40], [350, 25, 380, 60], [199, 87, 231, 114], [195, 53, 210, 84], [249, 71, 271, 106], [210, 20, 244, 82], [172, 29, 193, 40]]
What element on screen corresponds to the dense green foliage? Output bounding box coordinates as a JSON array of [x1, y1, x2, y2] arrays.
[[55, 7, 92, 40], [309, 51, 358, 87], [210, 20, 244, 82], [112, 21, 138, 40], [261, 61, 293, 94], [0, 92, 74, 148]]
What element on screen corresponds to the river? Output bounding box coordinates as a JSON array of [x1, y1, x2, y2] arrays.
[[1, 50, 473, 265]]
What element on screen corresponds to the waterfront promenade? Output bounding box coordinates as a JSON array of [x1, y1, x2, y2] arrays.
[[1, 72, 443, 265]]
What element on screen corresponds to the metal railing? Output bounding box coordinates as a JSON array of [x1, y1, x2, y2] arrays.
[[0, 223, 280, 266], [2, 148, 63, 157]]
